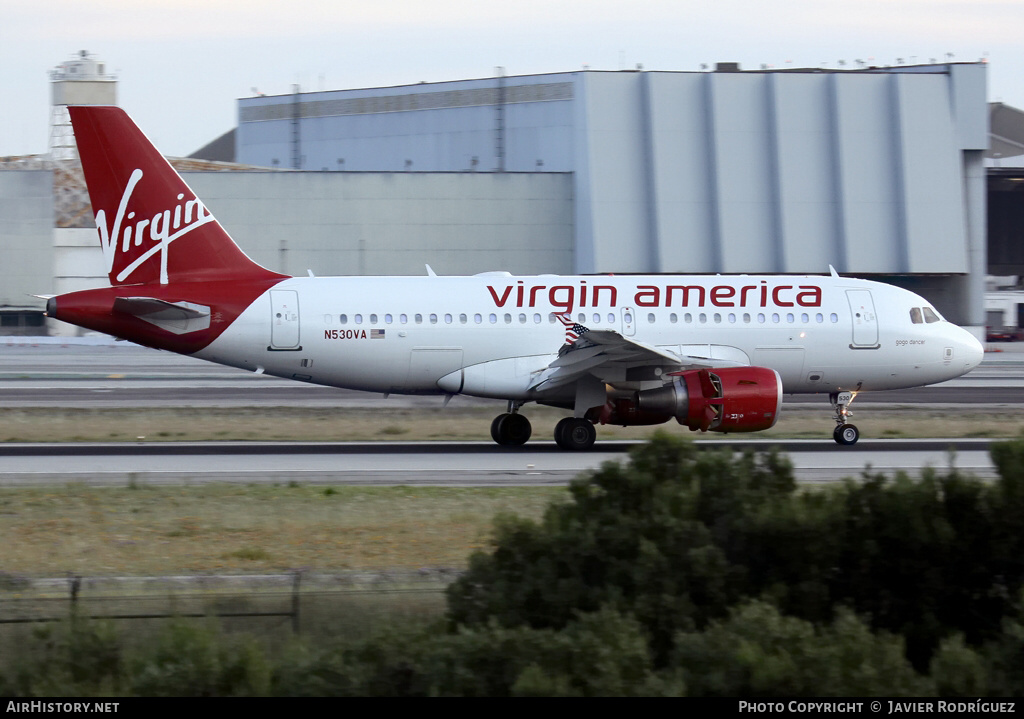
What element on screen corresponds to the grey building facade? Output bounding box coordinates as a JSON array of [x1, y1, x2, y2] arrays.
[[0, 63, 993, 336], [237, 64, 989, 325]]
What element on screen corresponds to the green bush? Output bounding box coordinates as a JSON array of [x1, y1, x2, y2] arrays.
[[10, 435, 1024, 695], [448, 433, 1024, 675], [0, 619, 124, 696], [448, 434, 796, 662], [672, 600, 931, 696], [129, 620, 270, 697]]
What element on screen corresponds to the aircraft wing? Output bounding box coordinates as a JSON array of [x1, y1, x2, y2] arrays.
[[528, 329, 747, 392]]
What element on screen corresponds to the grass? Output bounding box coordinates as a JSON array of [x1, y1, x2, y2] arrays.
[[1, 404, 1022, 443], [0, 483, 565, 576], [0, 403, 1019, 580]]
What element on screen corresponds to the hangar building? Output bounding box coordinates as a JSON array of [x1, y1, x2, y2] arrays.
[[233, 63, 989, 326], [0, 61, 996, 335]]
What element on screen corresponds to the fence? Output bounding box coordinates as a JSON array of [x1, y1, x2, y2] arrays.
[[0, 570, 455, 637]]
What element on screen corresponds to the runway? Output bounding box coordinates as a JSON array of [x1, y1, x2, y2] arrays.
[[0, 339, 1018, 485], [2, 341, 1024, 408], [0, 439, 1000, 486]]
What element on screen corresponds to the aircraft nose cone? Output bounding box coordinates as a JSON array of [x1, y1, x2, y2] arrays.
[[959, 328, 984, 373]]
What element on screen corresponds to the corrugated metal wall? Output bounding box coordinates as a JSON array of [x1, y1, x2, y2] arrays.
[[0, 170, 53, 308], [237, 65, 987, 284], [576, 68, 987, 276], [237, 75, 577, 173], [184, 171, 574, 277]]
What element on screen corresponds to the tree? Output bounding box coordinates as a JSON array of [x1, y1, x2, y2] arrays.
[[447, 433, 797, 663], [449, 433, 1024, 673]]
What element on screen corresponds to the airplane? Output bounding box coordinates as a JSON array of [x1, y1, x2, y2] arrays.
[[45, 106, 985, 449]]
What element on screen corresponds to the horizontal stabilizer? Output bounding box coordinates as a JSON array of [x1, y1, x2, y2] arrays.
[[113, 297, 211, 335]]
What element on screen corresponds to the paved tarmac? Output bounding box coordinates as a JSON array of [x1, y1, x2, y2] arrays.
[[0, 439, 998, 486], [1, 339, 1023, 408], [0, 338, 1018, 486]]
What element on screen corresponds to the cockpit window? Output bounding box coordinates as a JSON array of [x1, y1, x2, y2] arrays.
[[910, 308, 923, 324], [923, 307, 941, 323]]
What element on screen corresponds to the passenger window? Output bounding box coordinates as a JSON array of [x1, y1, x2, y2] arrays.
[[474, 313, 482, 324], [400, 314, 407, 324], [593, 313, 601, 324], [801, 313, 809, 323], [772, 313, 780, 323], [429, 313, 437, 324], [910, 307, 923, 324], [815, 313, 823, 323], [713, 313, 721, 323], [534, 313, 542, 324], [415, 314, 422, 324], [370, 314, 377, 323], [355, 314, 363, 325], [340, 314, 348, 325], [648, 313, 656, 323], [923, 307, 940, 323], [728, 313, 736, 323], [520, 314, 527, 324], [757, 313, 766, 324], [685, 313, 692, 323], [607, 313, 615, 324], [504, 313, 512, 324], [670, 313, 678, 323], [830, 313, 839, 323], [490, 313, 498, 324], [444, 314, 453, 324], [743, 313, 751, 323], [578, 313, 586, 323], [385, 314, 393, 324], [786, 313, 795, 323], [459, 313, 467, 324]]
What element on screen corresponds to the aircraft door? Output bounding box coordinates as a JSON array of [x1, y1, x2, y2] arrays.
[[621, 307, 636, 336], [270, 290, 301, 350], [846, 289, 879, 349]]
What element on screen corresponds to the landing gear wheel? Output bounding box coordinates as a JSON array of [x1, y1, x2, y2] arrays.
[[554, 417, 596, 451], [490, 413, 532, 446], [833, 423, 859, 446], [829, 390, 860, 446], [490, 414, 506, 444]]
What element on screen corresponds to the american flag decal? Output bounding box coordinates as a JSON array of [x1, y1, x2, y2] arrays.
[[556, 314, 589, 344], [370, 329, 385, 339]]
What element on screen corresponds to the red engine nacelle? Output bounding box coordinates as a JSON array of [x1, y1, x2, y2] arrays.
[[591, 367, 783, 433]]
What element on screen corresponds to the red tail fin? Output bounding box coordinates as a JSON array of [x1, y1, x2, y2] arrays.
[[69, 106, 285, 286]]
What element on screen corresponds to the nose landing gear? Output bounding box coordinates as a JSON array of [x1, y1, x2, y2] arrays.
[[830, 390, 860, 445]]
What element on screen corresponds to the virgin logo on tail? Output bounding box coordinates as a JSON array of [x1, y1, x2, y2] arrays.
[[95, 168, 216, 285], [70, 106, 284, 287]]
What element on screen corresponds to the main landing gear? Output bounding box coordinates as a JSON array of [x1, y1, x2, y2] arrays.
[[553, 417, 596, 451], [489, 403, 597, 450], [830, 391, 860, 446], [490, 402, 532, 446]]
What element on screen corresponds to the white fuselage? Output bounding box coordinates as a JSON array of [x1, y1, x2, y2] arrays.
[[194, 273, 984, 400]]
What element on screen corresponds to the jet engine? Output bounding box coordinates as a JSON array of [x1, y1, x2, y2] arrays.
[[591, 367, 783, 433]]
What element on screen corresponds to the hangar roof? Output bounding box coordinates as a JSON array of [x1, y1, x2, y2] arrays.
[[989, 103, 1024, 160]]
